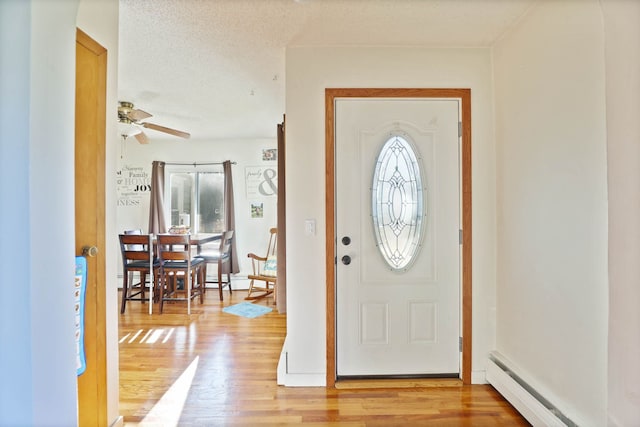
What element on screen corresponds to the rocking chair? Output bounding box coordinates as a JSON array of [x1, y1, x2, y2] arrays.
[[246, 227, 277, 302]]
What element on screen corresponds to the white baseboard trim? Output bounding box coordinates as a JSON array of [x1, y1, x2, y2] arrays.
[[115, 275, 251, 291], [277, 337, 325, 387], [486, 352, 575, 427], [277, 347, 287, 385], [278, 371, 326, 387], [209, 277, 250, 291]]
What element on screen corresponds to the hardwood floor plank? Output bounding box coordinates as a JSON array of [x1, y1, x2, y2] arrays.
[[119, 289, 529, 426]]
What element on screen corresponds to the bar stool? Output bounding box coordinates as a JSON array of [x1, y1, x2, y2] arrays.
[[156, 233, 204, 314], [118, 233, 159, 313], [196, 230, 234, 301]]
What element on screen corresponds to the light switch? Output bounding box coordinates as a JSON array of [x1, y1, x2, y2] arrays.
[[305, 219, 316, 236]]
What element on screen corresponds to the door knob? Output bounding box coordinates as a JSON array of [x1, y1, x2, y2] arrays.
[[82, 245, 99, 257], [341, 236, 351, 246], [341, 255, 351, 265]]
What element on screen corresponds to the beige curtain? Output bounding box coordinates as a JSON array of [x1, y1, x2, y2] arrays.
[[148, 160, 167, 234], [223, 160, 240, 273]]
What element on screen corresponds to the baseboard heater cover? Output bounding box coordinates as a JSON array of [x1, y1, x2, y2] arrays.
[[486, 352, 577, 427]]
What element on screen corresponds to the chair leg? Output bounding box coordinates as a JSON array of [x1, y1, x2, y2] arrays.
[[201, 263, 207, 294], [217, 260, 224, 301], [199, 266, 205, 303], [159, 273, 167, 313], [187, 272, 191, 315], [273, 281, 277, 305], [140, 272, 147, 301], [120, 272, 129, 314], [246, 278, 255, 299], [190, 267, 201, 304], [152, 271, 159, 303]]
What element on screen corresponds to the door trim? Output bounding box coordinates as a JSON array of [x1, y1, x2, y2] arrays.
[[325, 88, 472, 386], [76, 28, 108, 425]]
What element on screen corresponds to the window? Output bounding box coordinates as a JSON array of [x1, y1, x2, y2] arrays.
[[371, 134, 425, 271], [166, 166, 225, 233]]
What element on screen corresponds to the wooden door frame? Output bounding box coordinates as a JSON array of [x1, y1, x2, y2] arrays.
[[76, 28, 108, 425], [277, 115, 287, 309], [325, 88, 472, 386]]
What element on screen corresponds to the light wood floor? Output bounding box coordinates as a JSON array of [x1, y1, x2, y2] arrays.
[[119, 288, 529, 426]]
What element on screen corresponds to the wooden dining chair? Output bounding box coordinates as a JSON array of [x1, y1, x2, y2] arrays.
[[118, 233, 159, 314], [196, 230, 234, 301], [156, 233, 205, 314], [246, 227, 277, 302]]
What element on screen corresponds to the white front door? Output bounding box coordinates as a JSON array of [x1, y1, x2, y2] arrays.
[[336, 98, 460, 376]]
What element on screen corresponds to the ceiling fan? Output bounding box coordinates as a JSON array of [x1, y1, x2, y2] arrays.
[[117, 101, 190, 144]]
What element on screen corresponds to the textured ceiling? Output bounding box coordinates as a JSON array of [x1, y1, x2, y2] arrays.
[[118, 0, 534, 141]]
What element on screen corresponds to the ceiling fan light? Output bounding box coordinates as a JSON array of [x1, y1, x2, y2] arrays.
[[118, 121, 142, 138]]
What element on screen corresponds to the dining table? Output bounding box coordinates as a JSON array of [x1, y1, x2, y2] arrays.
[[187, 232, 222, 251], [146, 232, 222, 313]]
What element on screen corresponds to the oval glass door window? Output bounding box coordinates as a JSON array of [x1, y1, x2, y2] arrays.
[[371, 134, 425, 271]]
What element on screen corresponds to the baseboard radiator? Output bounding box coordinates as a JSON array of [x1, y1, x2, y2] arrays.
[[486, 352, 577, 427]]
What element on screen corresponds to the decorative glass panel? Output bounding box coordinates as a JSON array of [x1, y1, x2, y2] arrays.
[[371, 135, 424, 271]]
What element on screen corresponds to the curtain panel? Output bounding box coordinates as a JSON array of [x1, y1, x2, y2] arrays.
[[223, 160, 240, 274], [148, 160, 167, 234]]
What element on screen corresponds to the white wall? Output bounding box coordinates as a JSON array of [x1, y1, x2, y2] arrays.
[[493, 1, 608, 425], [115, 138, 278, 285], [0, 1, 120, 425], [0, 1, 80, 425], [601, 0, 640, 425], [283, 46, 496, 384]]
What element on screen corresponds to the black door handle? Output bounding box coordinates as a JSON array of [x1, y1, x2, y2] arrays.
[[341, 255, 351, 265]]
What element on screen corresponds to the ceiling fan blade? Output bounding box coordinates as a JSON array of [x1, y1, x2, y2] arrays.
[[142, 122, 191, 139], [128, 108, 152, 122], [134, 131, 149, 144]]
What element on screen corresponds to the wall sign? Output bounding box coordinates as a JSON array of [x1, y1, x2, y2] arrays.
[[245, 166, 277, 197], [116, 164, 151, 206]]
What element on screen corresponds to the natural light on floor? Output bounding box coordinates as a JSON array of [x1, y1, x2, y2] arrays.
[[119, 328, 175, 345], [125, 356, 200, 426]]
